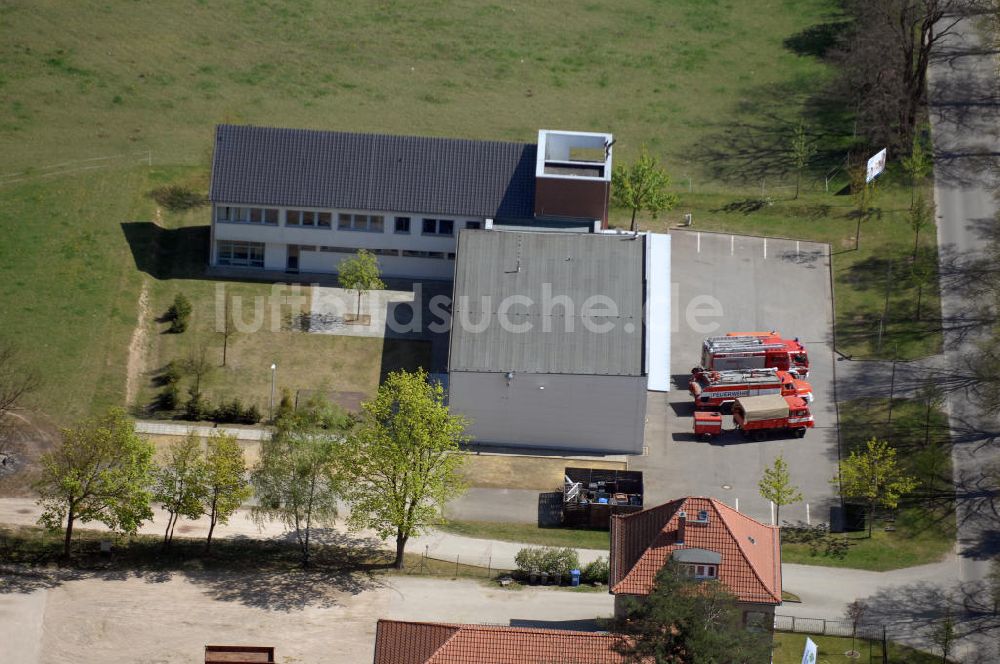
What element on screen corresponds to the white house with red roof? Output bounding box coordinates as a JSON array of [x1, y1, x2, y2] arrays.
[[609, 496, 782, 628]]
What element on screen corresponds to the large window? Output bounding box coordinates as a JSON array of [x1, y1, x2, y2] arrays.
[[216, 241, 265, 267], [286, 210, 332, 228], [421, 218, 454, 236], [465, 220, 482, 230], [394, 217, 411, 234], [684, 564, 718, 580], [338, 213, 385, 233], [216, 206, 278, 225]]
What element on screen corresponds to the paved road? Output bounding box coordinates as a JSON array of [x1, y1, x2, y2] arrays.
[[635, 230, 839, 528], [926, 9, 1000, 661]]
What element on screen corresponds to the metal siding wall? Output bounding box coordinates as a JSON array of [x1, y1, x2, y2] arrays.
[[449, 372, 646, 454]]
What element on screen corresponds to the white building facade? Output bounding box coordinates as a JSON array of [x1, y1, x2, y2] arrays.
[[208, 125, 614, 281]]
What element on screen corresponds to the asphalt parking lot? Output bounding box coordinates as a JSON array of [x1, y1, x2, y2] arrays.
[[633, 229, 839, 527]]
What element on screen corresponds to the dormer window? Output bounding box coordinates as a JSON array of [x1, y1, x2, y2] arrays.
[[672, 547, 722, 581], [684, 564, 718, 580]]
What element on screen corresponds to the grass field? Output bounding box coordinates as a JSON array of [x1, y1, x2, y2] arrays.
[[0, 0, 939, 426], [772, 632, 944, 664], [782, 397, 954, 570], [438, 520, 611, 550]]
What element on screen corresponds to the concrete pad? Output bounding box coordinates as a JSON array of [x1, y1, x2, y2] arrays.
[[309, 285, 417, 338], [634, 230, 839, 527]]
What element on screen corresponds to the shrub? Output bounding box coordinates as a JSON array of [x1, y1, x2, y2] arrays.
[[149, 185, 207, 211], [184, 390, 211, 421], [515, 547, 545, 575], [158, 383, 180, 411], [274, 388, 294, 421], [242, 404, 261, 424], [581, 557, 609, 584], [515, 546, 579, 576], [161, 360, 184, 386], [542, 547, 580, 576], [168, 293, 192, 333], [212, 399, 263, 425]]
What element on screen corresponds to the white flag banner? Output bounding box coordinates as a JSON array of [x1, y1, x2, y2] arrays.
[[801, 636, 818, 664], [866, 148, 887, 183]]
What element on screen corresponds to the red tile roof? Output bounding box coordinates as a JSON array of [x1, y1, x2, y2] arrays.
[[609, 497, 781, 605], [373, 620, 640, 664]]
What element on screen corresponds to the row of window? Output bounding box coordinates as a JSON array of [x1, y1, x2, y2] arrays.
[[216, 241, 265, 267], [305, 245, 455, 260], [216, 207, 279, 225], [217, 206, 481, 236]]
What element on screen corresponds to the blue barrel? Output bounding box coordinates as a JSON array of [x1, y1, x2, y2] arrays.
[[570, 569, 581, 587]]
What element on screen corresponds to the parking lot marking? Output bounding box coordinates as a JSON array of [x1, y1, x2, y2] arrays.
[[697, 232, 701, 253], [796, 240, 800, 257], [763, 237, 767, 260], [730, 235, 734, 255]]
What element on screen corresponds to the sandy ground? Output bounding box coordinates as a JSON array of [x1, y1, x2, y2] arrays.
[[0, 568, 613, 664]]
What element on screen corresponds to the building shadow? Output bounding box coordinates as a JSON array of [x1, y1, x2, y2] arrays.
[[121, 221, 210, 281]]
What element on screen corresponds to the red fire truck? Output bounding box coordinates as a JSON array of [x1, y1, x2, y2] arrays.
[[733, 394, 814, 440], [699, 332, 810, 377], [688, 368, 813, 409]]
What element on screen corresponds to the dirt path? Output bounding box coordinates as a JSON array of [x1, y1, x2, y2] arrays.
[[124, 279, 151, 408]]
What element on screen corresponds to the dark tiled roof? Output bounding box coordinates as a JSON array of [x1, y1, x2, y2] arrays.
[[373, 620, 640, 664], [609, 497, 782, 605], [209, 125, 537, 218]]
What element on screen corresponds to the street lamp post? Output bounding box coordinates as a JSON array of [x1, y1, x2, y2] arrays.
[[269, 363, 277, 422]]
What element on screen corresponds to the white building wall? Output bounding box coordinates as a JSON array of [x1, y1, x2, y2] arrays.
[[211, 203, 481, 279]]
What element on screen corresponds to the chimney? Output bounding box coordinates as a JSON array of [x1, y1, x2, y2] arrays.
[[677, 511, 686, 545]]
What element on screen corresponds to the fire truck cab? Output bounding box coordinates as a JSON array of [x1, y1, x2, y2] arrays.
[[689, 367, 813, 409]]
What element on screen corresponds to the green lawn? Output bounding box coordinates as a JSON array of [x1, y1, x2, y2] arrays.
[[438, 520, 611, 551], [772, 632, 944, 664], [0, 0, 940, 426], [783, 397, 954, 570]]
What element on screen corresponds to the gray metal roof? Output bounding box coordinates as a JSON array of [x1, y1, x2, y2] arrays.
[[209, 124, 537, 218], [449, 230, 645, 376], [671, 548, 723, 565]]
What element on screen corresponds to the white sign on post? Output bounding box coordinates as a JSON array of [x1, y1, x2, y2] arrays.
[[801, 636, 818, 664], [866, 148, 887, 183]]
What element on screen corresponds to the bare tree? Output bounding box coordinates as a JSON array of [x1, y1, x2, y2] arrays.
[[0, 342, 40, 464], [837, 0, 971, 149]]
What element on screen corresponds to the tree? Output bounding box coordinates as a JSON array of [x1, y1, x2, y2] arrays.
[[849, 161, 879, 251], [836, 0, 970, 149], [338, 249, 385, 319], [203, 432, 251, 553], [35, 408, 155, 557], [342, 369, 469, 569], [251, 399, 348, 566], [902, 134, 932, 206], [845, 600, 867, 656], [833, 438, 918, 537], [184, 340, 214, 396], [909, 193, 932, 261], [611, 146, 679, 232], [152, 433, 208, 547], [930, 608, 957, 664], [758, 455, 802, 526], [614, 562, 771, 664], [789, 122, 816, 199], [219, 294, 236, 367], [0, 341, 40, 466]]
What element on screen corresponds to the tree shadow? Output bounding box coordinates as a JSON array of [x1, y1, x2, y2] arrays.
[[783, 21, 851, 59]]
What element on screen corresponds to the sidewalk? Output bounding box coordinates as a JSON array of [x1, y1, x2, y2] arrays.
[[0, 498, 607, 570]]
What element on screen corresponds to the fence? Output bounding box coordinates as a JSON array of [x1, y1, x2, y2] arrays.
[[775, 614, 889, 664], [0, 151, 154, 186], [398, 548, 509, 580]]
